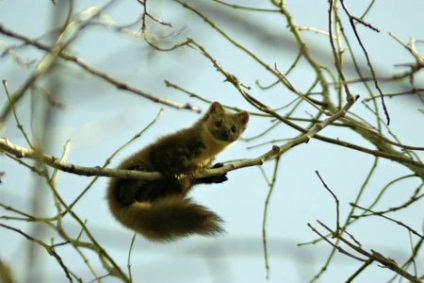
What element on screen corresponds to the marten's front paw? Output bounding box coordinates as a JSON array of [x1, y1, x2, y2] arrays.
[[195, 163, 228, 184], [212, 162, 224, 169], [208, 173, 228, 184], [211, 162, 228, 183]]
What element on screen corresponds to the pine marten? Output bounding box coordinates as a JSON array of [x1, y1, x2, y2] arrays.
[[107, 101, 249, 241]]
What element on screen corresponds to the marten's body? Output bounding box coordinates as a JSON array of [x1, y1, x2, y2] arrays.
[[107, 102, 249, 241]]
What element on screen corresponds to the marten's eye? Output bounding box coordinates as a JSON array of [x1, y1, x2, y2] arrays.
[[231, 125, 237, 133], [214, 120, 222, 127]]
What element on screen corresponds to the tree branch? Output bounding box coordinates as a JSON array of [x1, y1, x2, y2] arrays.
[[0, 95, 358, 181]]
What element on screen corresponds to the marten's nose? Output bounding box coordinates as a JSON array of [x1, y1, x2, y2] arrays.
[[220, 132, 229, 140]]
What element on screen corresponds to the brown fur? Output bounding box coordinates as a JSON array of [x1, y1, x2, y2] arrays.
[[107, 102, 249, 241]]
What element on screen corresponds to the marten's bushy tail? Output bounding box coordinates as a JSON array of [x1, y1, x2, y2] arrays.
[[109, 196, 224, 241]]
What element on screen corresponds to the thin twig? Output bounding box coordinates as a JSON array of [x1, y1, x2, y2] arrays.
[[0, 224, 73, 283], [315, 171, 340, 232]]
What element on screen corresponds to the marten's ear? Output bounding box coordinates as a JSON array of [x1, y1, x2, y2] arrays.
[[209, 101, 224, 113], [236, 111, 249, 125]]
